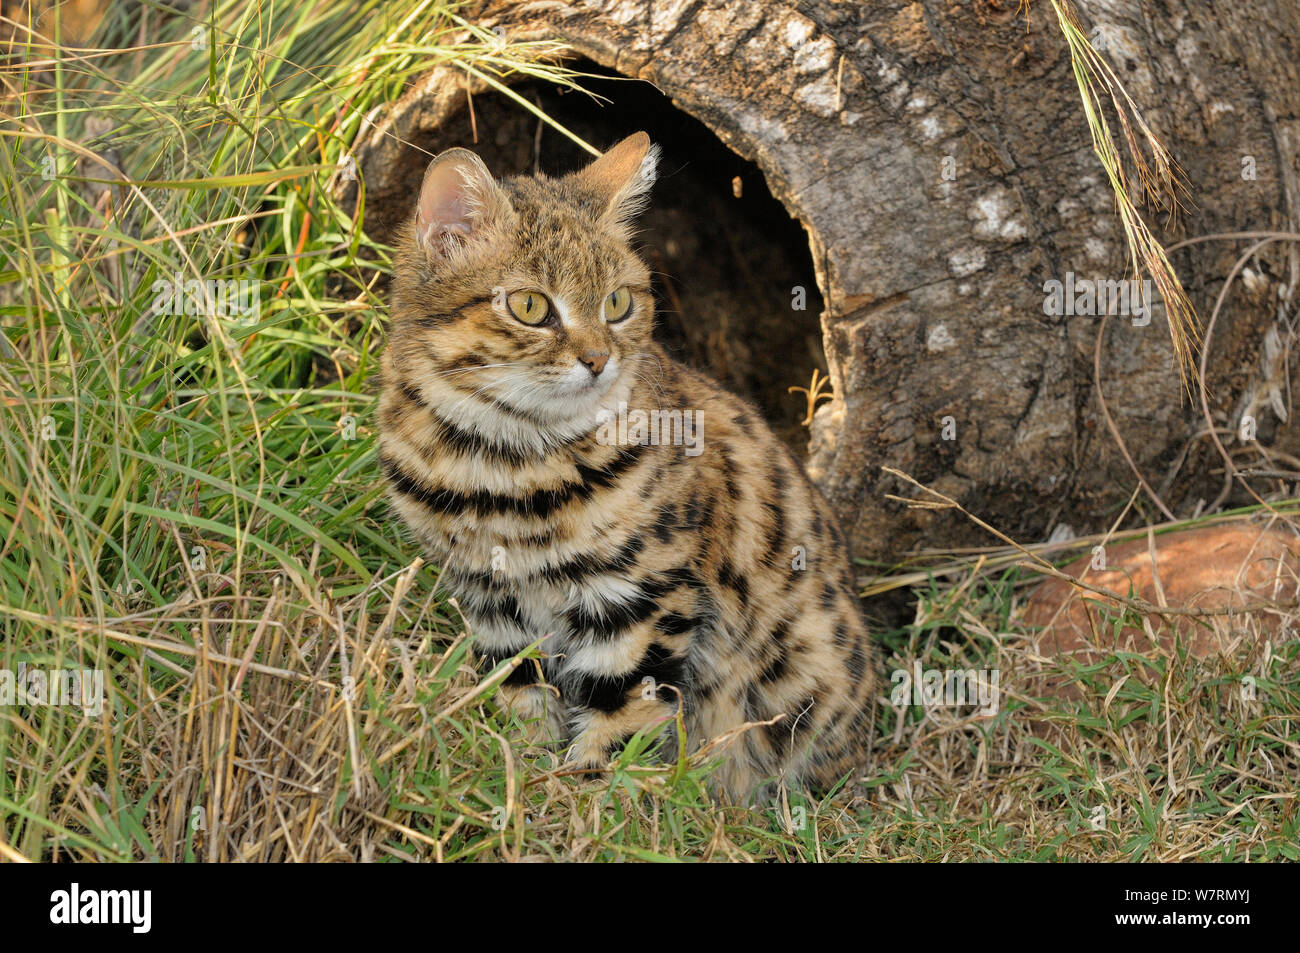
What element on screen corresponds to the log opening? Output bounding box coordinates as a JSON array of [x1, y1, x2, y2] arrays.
[[362, 61, 827, 451]]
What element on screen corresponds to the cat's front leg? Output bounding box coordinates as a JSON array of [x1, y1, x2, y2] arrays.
[[558, 622, 689, 772], [468, 613, 567, 748], [494, 677, 567, 749]]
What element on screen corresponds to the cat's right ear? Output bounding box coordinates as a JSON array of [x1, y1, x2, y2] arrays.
[[415, 148, 507, 257], [572, 132, 659, 227]]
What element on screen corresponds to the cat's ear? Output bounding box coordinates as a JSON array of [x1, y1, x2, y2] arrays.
[[415, 148, 508, 256], [572, 132, 659, 224]]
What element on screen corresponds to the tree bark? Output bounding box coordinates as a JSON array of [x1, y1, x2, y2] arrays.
[[354, 0, 1300, 564]]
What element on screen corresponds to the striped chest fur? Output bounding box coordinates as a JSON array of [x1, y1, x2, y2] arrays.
[[377, 133, 876, 799]]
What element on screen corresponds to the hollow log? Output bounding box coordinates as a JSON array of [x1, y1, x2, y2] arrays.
[[353, 0, 1300, 566]]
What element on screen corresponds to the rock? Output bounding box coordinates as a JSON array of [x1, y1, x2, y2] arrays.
[[1023, 523, 1300, 666]]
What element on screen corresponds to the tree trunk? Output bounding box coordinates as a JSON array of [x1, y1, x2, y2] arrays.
[[353, 0, 1300, 564]]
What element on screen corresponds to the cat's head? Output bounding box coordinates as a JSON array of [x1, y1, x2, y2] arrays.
[[388, 133, 660, 432]]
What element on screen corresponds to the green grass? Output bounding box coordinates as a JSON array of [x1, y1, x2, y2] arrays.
[[1, 0, 1297, 862]]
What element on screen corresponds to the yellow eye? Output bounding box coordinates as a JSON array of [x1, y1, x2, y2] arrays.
[[506, 290, 551, 326], [604, 287, 632, 322]]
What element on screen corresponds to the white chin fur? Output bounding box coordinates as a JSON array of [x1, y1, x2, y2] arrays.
[[428, 356, 635, 454], [499, 358, 623, 429]]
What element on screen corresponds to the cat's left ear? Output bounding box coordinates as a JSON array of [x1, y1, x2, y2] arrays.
[[572, 132, 659, 225], [415, 148, 509, 257]]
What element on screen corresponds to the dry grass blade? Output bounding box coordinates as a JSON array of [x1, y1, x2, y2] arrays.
[[1044, 0, 1202, 395], [882, 466, 1296, 621]]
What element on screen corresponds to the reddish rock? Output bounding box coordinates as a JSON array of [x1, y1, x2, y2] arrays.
[[1023, 523, 1299, 668]]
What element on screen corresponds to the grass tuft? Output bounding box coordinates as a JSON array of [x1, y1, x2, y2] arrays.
[[1042, 0, 1203, 396]]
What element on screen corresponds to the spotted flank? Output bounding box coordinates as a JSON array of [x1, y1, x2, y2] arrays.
[[378, 132, 875, 799]]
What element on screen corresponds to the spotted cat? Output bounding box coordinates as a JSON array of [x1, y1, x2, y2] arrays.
[[377, 132, 876, 798]]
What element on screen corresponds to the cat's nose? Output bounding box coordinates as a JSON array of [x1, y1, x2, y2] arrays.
[[579, 351, 609, 376]]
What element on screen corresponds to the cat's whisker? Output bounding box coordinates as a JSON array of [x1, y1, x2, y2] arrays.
[[622, 351, 671, 407], [441, 378, 514, 422], [428, 361, 531, 381]]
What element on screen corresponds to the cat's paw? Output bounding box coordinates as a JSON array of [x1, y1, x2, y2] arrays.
[[562, 737, 612, 781], [498, 682, 565, 748]]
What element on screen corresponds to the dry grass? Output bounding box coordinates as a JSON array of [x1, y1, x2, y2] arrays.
[[875, 580, 1299, 861], [8, 502, 1298, 862], [1040, 0, 1202, 394]]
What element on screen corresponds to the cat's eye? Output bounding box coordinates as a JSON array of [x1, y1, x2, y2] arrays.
[[506, 290, 551, 326], [604, 287, 632, 323]]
